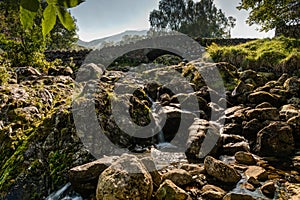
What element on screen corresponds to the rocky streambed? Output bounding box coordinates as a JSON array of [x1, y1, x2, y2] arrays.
[[0, 57, 299, 199]]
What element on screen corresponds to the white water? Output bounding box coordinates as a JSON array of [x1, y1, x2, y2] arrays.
[[147, 93, 166, 144], [45, 183, 83, 200]]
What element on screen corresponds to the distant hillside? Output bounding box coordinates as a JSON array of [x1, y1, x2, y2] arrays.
[[77, 30, 148, 49]]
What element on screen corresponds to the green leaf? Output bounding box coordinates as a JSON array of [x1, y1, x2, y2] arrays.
[[20, 6, 37, 29], [20, 0, 40, 12], [42, 4, 57, 38], [57, 7, 75, 30], [57, 0, 85, 8], [19, 0, 40, 29]]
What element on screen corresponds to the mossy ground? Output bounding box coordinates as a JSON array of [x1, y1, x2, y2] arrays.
[[0, 71, 84, 198], [207, 37, 300, 75]]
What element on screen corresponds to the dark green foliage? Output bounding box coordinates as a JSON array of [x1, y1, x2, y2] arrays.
[[0, 0, 48, 69], [20, 0, 84, 37], [237, 0, 299, 34], [153, 54, 182, 66], [0, 0, 80, 68], [149, 0, 236, 38], [46, 18, 79, 50]]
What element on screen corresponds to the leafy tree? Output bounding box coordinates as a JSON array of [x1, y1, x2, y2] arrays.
[[237, 0, 299, 33], [0, 0, 46, 67], [149, 0, 235, 38], [20, 0, 85, 38], [46, 18, 79, 50], [0, 0, 81, 67]]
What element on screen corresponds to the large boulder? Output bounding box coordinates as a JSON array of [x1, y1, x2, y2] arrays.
[[160, 106, 194, 145], [96, 154, 153, 200], [204, 156, 241, 184], [69, 156, 119, 196], [76, 63, 104, 82], [255, 121, 295, 157], [185, 119, 221, 162]]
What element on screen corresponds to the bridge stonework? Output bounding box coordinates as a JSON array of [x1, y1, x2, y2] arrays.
[[45, 38, 257, 67]]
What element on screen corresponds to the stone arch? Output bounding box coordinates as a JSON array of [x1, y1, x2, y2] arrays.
[[83, 34, 205, 67]]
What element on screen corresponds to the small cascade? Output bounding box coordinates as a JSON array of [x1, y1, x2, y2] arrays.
[[147, 93, 165, 144], [147, 93, 177, 150], [45, 183, 83, 200], [157, 129, 165, 143]]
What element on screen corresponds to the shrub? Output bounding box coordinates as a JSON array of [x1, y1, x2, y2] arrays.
[[0, 54, 11, 85]]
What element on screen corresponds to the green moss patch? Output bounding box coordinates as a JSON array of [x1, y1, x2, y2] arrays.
[[207, 37, 300, 75]]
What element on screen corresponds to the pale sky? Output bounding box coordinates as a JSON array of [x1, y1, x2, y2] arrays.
[[71, 0, 275, 42]]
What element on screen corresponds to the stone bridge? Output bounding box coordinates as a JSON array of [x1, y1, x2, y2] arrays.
[[45, 37, 256, 67]]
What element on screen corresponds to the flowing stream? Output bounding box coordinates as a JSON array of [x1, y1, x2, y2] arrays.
[[147, 93, 178, 150], [45, 183, 83, 200]]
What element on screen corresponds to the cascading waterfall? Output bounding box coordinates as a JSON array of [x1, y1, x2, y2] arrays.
[[147, 93, 177, 150], [45, 183, 83, 200], [146, 93, 165, 143]]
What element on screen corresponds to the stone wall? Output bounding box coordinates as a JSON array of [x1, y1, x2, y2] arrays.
[[195, 38, 257, 47], [44, 49, 91, 67]]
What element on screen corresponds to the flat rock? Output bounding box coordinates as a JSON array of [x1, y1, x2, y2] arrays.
[[201, 184, 226, 199], [161, 169, 193, 186], [204, 156, 241, 184], [155, 179, 191, 200], [223, 193, 256, 200], [180, 163, 205, 175], [245, 166, 268, 181], [234, 151, 256, 165], [69, 156, 119, 182], [223, 141, 250, 155]]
